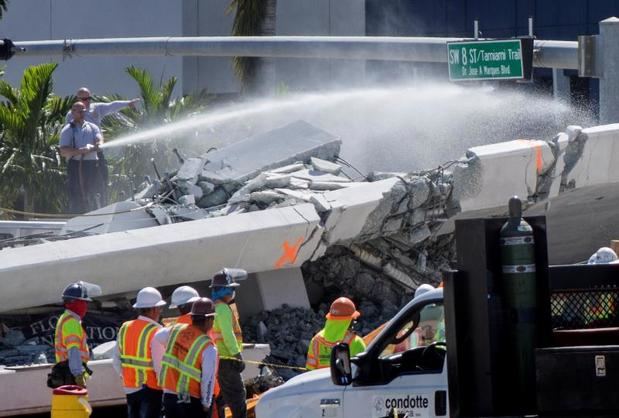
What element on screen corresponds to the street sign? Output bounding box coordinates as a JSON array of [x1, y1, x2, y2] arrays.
[[447, 39, 532, 81]]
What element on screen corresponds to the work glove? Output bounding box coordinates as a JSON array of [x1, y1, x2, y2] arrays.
[[74, 373, 87, 388], [234, 352, 245, 373]]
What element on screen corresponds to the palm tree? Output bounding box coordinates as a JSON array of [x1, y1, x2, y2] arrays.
[[101, 66, 208, 198], [0, 1, 8, 20], [228, 0, 277, 93], [0, 63, 71, 216]]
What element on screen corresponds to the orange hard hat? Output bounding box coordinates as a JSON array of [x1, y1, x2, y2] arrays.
[[326, 297, 360, 320]]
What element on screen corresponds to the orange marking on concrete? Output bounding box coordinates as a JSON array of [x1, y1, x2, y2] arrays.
[[535, 144, 544, 174], [274, 237, 304, 269]]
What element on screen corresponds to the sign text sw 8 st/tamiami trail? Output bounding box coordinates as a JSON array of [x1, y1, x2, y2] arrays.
[[447, 39, 525, 81]]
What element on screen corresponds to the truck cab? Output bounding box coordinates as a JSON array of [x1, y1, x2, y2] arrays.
[[255, 288, 448, 418]]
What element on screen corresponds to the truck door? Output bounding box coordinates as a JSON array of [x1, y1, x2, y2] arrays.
[[342, 300, 448, 418]]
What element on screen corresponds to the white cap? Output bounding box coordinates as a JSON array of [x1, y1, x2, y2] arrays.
[[169, 286, 200, 309], [414, 284, 435, 299], [587, 247, 618, 265], [133, 287, 167, 309]]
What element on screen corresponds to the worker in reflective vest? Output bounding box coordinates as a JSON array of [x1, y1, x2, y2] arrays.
[[157, 285, 224, 418], [157, 298, 218, 418], [113, 287, 166, 418], [54, 281, 100, 387], [168, 285, 201, 325], [306, 297, 366, 370], [211, 268, 248, 418]]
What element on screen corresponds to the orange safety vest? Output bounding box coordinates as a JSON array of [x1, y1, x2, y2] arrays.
[[211, 302, 243, 349], [159, 324, 214, 399], [54, 311, 89, 363], [306, 330, 355, 370], [117, 318, 160, 390], [175, 313, 192, 325], [167, 313, 222, 399]]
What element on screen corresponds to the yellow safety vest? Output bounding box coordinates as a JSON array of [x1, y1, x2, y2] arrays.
[[306, 330, 356, 370], [54, 311, 89, 363]]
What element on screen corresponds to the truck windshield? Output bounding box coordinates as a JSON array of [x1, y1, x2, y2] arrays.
[[379, 302, 445, 359]]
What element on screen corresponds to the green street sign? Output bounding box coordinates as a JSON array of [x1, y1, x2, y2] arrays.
[[447, 39, 531, 81]]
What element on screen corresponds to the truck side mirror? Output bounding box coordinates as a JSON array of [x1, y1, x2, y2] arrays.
[[330, 342, 352, 386]]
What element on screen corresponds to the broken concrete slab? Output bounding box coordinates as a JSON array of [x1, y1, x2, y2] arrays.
[[250, 191, 286, 205], [289, 169, 351, 183], [200, 121, 341, 185], [321, 177, 401, 245], [0, 204, 323, 312], [310, 157, 342, 175], [197, 181, 216, 195], [178, 195, 196, 206], [308, 181, 351, 191], [269, 163, 306, 174], [197, 187, 229, 207], [173, 157, 206, 184], [176, 182, 204, 200], [61, 201, 159, 235], [564, 124, 619, 190], [453, 139, 555, 213]]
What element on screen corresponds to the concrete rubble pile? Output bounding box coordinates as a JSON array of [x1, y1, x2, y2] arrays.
[[0, 324, 52, 366], [130, 120, 346, 223]]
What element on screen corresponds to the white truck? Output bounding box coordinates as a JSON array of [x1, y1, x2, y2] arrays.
[[257, 211, 619, 418], [255, 288, 448, 418]]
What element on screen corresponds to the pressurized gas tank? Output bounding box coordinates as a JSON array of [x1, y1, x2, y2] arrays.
[[499, 196, 537, 411]]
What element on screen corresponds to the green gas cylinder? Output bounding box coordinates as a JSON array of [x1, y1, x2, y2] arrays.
[[499, 196, 537, 410]]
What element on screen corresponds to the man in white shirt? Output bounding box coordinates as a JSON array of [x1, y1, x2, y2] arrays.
[[156, 298, 218, 418], [113, 287, 166, 418], [59, 101, 105, 213], [65, 87, 140, 207]]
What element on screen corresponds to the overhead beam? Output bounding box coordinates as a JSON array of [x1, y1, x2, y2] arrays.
[[12, 36, 578, 70]]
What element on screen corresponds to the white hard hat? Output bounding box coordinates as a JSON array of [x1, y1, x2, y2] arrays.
[[414, 284, 435, 299], [169, 286, 200, 309], [587, 247, 618, 265], [133, 287, 167, 309]]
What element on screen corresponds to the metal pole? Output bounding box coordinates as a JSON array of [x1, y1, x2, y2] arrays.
[[552, 68, 571, 102], [599, 17, 619, 124], [10, 36, 579, 69], [528, 17, 534, 37], [474, 20, 479, 40]]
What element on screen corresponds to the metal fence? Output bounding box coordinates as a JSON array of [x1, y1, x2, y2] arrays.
[[550, 287, 619, 329]]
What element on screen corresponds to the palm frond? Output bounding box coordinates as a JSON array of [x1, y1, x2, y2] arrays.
[[0, 0, 8, 20]]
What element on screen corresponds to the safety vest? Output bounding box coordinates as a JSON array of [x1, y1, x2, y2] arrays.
[[175, 313, 192, 325], [306, 330, 356, 370], [159, 324, 213, 399], [54, 310, 89, 363], [212, 301, 243, 357], [117, 319, 160, 390], [174, 314, 222, 398]]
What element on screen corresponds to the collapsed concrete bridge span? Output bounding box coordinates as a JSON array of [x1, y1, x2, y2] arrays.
[[1, 122, 618, 315]]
